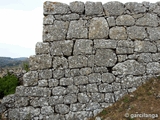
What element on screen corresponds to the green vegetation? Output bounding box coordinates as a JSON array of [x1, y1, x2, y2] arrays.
[[22, 62, 29, 72], [0, 72, 19, 99]]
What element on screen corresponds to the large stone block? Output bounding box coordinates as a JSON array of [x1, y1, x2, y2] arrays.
[[43, 15, 55, 25], [73, 40, 93, 55], [55, 104, 69, 114], [87, 84, 98, 92], [94, 39, 117, 49], [29, 55, 52, 70], [67, 19, 88, 39], [39, 69, 52, 79], [52, 86, 67, 96], [50, 40, 73, 56], [134, 41, 157, 53], [85, 2, 103, 15], [99, 83, 112, 92], [69, 1, 85, 14], [64, 94, 77, 104], [102, 73, 115, 83], [136, 13, 158, 27], [109, 27, 127, 40], [53, 57, 68, 69], [49, 96, 64, 106], [70, 103, 86, 112], [55, 13, 80, 21], [94, 49, 117, 67], [43, 21, 69, 41], [91, 93, 104, 102], [137, 53, 152, 63], [89, 17, 109, 39], [116, 47, 134, 54], [147, 27, 160, 41], [112, 60, 145, 75], [23, 71, 38, 86], [116, 15, 135, 26], [44, 2, 69, 15], [78, 93, 89, 103], [16, 86, 51, 97], [60, 77, 73, 86], [89, 73, 101, 83], [127, 26, 147, 40], [35, 42, 50, 55], [125, 2, 146, 13], [103, 2, 125, 16], [74, 76, 88, 85], [68, 55, 88, 68], [146, 62, 160, 74], [30, 97, 49, 107]]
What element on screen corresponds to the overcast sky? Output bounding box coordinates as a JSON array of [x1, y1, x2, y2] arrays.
[[0, 0, 158, 58]]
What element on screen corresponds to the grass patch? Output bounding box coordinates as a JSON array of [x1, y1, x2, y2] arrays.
[[89, 76, 160, 120]]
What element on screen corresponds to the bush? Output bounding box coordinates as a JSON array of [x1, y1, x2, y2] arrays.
[[0, 73, 19, 99], [22, 62, 29, 72]]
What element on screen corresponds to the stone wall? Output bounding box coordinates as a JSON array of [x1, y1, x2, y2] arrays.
[[1, 1, 160, 120]]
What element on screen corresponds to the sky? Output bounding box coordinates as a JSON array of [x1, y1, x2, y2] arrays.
[[0, 0, 158, 58]]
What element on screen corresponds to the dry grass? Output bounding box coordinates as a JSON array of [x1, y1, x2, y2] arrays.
[[89, 76, 160, 120]]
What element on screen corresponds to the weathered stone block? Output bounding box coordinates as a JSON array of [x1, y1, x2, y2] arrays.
[[68, 55, 88, 68], [70, 69, 80, 77], [53, 57, 68, 69], [127, 26, 147, 40], [137, 53, 152, 63], [116, 47, 134, 54], [67, 19, 88, 39], [29, 55, 52, 70], [43, 15, 54, 25], [55, 13, 80, 21], [44, 2, 69, 15], [125, 2, 146, 13], [109, 27, 127, 40], [89, 17, 109, 39], [102, 73, 115, 83], [117, 55, 127, 62], [30, 97, 48, 107], [23, 71, 38, 86], [50, 40, 73, 56], [16, 86, 51, 97], [43, 21, 69, 41], [52, 86, 67, 96], [74, 76, 88, 85], [117, 40, 134, 48], [147, 27, 160, 41], [94, 39, 117, 49], [53, 69, 64, 79], [105, 93, 115, 103], [99, 83, 112, 92], [55, 104, 69, 114], [49, 96, 64, 106], [67, 85, 79, 94], [70, 1, 85, 13], [38, 80, 48, 87], [35, 42, 50, 55], [60, 77, 73, 86], [89, 73, 101, 83], [135, 41, 157, 53], [136, 13, 158, 27], [78, 93, 89, 103], [112, 82, 121, 91], [64, 94, 77, 104], [39, 69, 52, 79], [93, 67, 108, 73], [103, 2, 125, 16], [41, 106, 54, 115], [91, 93, 104, 102], [87, 55, 95, 67], [86, 102, 101, 111], [94, 49, 117, 67], [107, 17, 116, 27], [48, 79, 59, 87], [85, 2, 103, 15], [70, 103, 86, 112], [87, 84, 98, 92], [112, 60, 145, 75], [14, 97, 29, 107], [73, 40, 93, 55], [146, 62, 160, 74], [80, 68, 93, 76], [114, 89, 128, 101], [116, 15, 135, 26]]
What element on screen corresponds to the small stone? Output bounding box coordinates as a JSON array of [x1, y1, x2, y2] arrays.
[[60, 77, 73, 86], [48, 79, 59, 87], [87, 84, 98, 92], [94, 39, 117, 49], [38, 80, 48, 87], [107, 17, 116, 27], [55, 104, 69, 114], [89, 17, 109, 39], [103, 2, 125, 16], [23, 71, 38, 86], [70, 1, 85, 14], [147, 27, 160, 41], [39, 69, 52, 79], [109, 27, 127, 40], [74, 76, 88, 85], [105, 93, 115, 103], [35, 42, 50, 55], [91, 93, 104, 102], [49, 96, 64, 106], [80, 68, 93, 76], [64, 94, 77, 104], [70, 69, 80, 77], [70, 103, 86, 112], [146, 62, 160, 74], [53, 69, 64, 79], [116, 47, 134, 54], [30, 97, 48, 107], [53, 57, 68, 69], [78, 93, 89, 103], [99, 83, 112, 92], [117, 55, 128, 62], [137, 53, 152, 63], [102, 73, 115, 83], [52, 86, 67, 96], [67, 85, 79, 94], [43, 15, 54, 25], [86, 102, 101, 111], [41, 106, 54, 115], [89, 73, 101, 83]]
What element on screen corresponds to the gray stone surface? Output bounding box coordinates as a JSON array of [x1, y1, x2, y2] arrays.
[[38, 80, 48, 87], [60, 77, 73, 86], [48, 79, 59, 87], [44, 2, 69, 15], [70, 1, 85, 13], [127, 26, 147, 40], [30, 97, 48, 107], [53, 57, 68, 69], [107, 17, 116, 27], [105, 93, 115, 103], [85, 2, 103, 15], [87, 84, 98, 92], [67, 19, 88, 39], [39, 69, 52, 79], [136, 13, 158, 27], [146, 62, 160, 74], [70, 103, 86, 112], [103, 2, 125, 16], [116, 15, 135, 26], [64, 94, 77, 104], [55, 104, 69, 114], [137, 53, 152, 63], [112, 60, 145, 75], [55, 13, 80, 21], [147, 27, 160, 41], [49, 96, 64, 106], [109, 27, 127, 40], [94, 49, 117, 67], [29, 54, 52, 70], [23, 71, 38, 86], [41, 106, 54, 115], [73, 40, 93, 55], [94, 39, 117, 49], [74, 76, 88, 85], [89, 73, 101, 83], [102, 73, 115, 83], [91, 93, 104, 102], [35, 42, 50, 55], [78, 93, 89, 103], [99, 83, 112, 92], [89, 17, 109, 39], [43, 15, 54, 25], [52, 86, 67, 96], [43, 21, 69, 41], [53, 69, 64, 79], [80, 68, 93, 76], [68, 55, 88, 68]]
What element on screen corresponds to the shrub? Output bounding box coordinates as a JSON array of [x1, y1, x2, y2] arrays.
[[0, 73, 19, 99], [22, 62, 29, 72]]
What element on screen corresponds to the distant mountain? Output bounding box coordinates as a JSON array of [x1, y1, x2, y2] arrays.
[[0, 57, 28, 68]]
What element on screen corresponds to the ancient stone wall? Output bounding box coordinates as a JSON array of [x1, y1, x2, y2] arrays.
[[1, 1, 160, 120]]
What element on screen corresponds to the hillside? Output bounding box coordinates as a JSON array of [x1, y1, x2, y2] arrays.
[[0, 57, 28, 68], [89, 76, 160, 120]]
